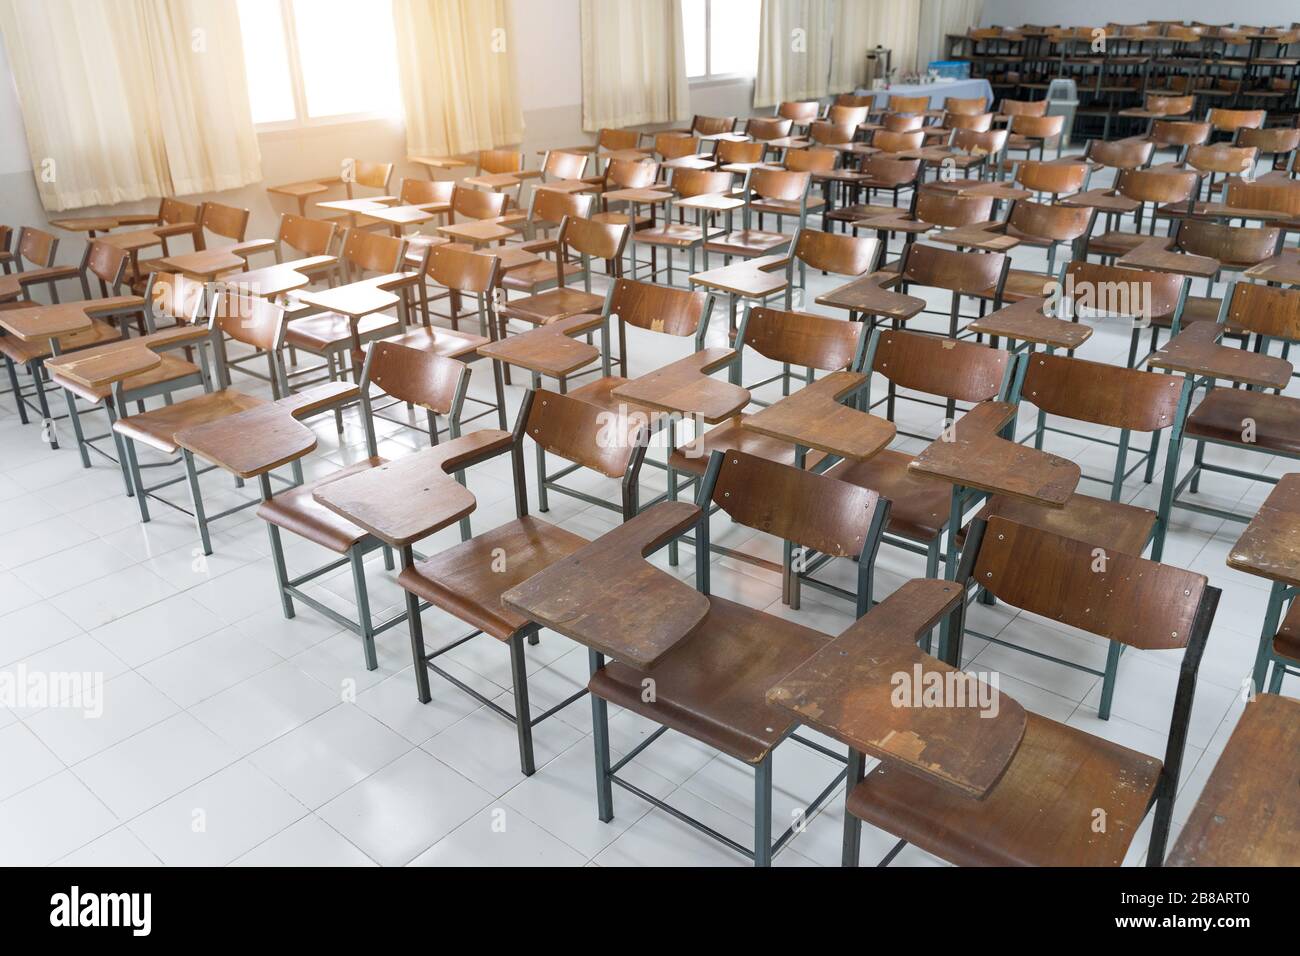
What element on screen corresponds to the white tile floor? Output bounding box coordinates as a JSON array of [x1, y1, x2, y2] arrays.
[[0, 152, 1290, 867]]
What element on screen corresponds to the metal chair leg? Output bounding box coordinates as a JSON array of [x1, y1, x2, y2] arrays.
[[265, 521, 296, 620], [753, 753, 773, 867], [350, 546, 378, 671], [3, 356, 27, 424], [401, 548, 432, 704], [30, 361, 57, 449], [842, 747, 865, 867], [509, 630, 536, 776], [63, 388, 91, 469], [1097, 640, 1122, 720], [123, 437, 151, 522], [181, 449, 213, 555], [589, 648, 614, 822]]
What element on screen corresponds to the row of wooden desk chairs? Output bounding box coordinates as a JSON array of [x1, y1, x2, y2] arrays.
[[3, 205, 1298, 863]]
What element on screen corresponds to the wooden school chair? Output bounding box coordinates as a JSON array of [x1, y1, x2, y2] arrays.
[[497, 216, 627, 334], [916, 128, 1008, 185], [1081, 137, 1156, 174], [380, 244, 506, 432], [1117, 93, 1196, 135], [994, 97, 1048, 125], [1238, 125, 1300, 173], [822, 156, 923, 233], [743, 116, 793, 145], [937, 111, 994, 133], [1147, 118, 1212, 163], [714, 138, 765, 171], [1150, 280, 1300, 537], [704, 168, 810, 261], [631, 168, 733, 285], [776, 99, 822, 130], [971, 352, 1187, 717], [435, 185, 511, 249], [855, 186, 996, 257], [502, 450, 892, 865], [0, 238, 147, 440], [888, 242, 1011, 339], [313, 387, 649, 775], [501, 189, 599, 297], [129, 201, 258, 291], [46, 265, 208, 480], [1001, 114, 1065, 166], [826, 328, 1013, 601], [996, 201, 1096, 287], [825, 516, 1219, 867], [1083, 168, 1201, 259], [1205, 107, 1267, 142], [282, 229, 410, 394], [1048, 259, 1190, 368], [1177, 143, 1260, 200], [96, 198, 202, 275], [204, 341, 470, 672], [111, 291, 330, 555], [588, 159, 662, 276], [1149, 219, 1283, 331]]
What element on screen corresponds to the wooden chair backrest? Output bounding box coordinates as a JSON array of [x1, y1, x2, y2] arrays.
[[201, 202, 249, 242], [793, 230, 878, 276], [349, 160, 393, 191], [944, 96, 988, 115], [887, 95, 930, 114], [366, 340, 465, 414], [1020, 352, 1184, 431], [871, 327, 1008, 402], [1225, 179, 1300, 218], [604, 158, 659, 189], [1175, 220, 1280, 267], [1185, 144, 1257, 176], [598, 128, 642, 151], [656, 133, 700, 159], [691, 115, 737, 136], [340, 229, 403, 276], [828, 105, 870, 128], [527, 387, 645, 478], [915, 187, 994, 228], [279, 214, 337, 257], [749, 167, 810, 202], [531, 187, 595, 226], [399, 178, 454, 206], [747, 117, 793, 141], [778, 101, 822, 122], [1007, 200, 1093, 242], [452, 185, 509, 221], [148, 272, 204, 325], [1010, 114, 1064, 139], [999, 98, 1048, 118], [1150, 119, 1210, 148], [544, 150, 589, 180], [557, 214, 627, 261], [717, 139, 764, 165], [783, 147, 837, 173], [1016, 160, 1089, 195], [1087, 138, 1154, 169], [671, 168, 733, 199], [427, 244, 500, 295], [742, 306, 862, 371], [608, 278, 706, 337], [160, 197, 201, 226], [18, 226, 57, 267], [1062, 261, 1186, 322], [712, 449, 884, 559], [1223, 281, 1300, 341], [1116, 167, 1200, 204], [1207, 108, 1266, 133], [86, 240, 129, 289], [1238, 126, 1300, 154], [952, 128, 1008, 155], [1144, 94, 1194, 116], [880, 113, 925, 133], [872, 130, 925, 153], [945, 111, 993, 132], [478, 149, 524, 174], [212, 289, 284, 352], [834, 94, 874, 109], [809, 121, 856, 146], [974, 517, 1208, 652], [901, 243, 1006, 296]]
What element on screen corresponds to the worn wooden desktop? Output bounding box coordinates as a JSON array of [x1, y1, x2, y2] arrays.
[[815, 273, 927, 324], [743, 370, 896, 464], [1166, 693, 1300, 867], [611, 349, 749, 424], [967, 295, 1095, 352]]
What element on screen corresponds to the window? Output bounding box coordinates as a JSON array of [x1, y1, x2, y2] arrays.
[[681, 0, 761, 80], [236, 0, 402, 127]]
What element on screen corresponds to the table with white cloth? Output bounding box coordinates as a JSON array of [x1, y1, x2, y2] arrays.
[[855, 77, 995, 110]]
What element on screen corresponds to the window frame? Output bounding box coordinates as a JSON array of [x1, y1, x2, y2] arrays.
[[241, 0, 401, 132], [684, 0, 760, 86]]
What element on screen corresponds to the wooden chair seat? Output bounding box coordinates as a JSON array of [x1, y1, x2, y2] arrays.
[[114, 389, 266, 454], [632, 223, 712, 247], [588, 595, 831, 763], [1185, 389, 1300, 455], [566, 375, 662, 422], [824, 203, 906, 225], [667, 414, 825, 476], [257, 458, 384, 553], [50, 352, 199, 403], [826, 449, 952, 541], [1087, 231, 1147, 256], [0, 264, 83, 300], [703, 229, 790, 257], [1148, 295, 1247, 334], [847, 712, 1161, 866], [499, 287, 604, 326], [0, 318, 121, 364], [501, 257, 582, 293], [285, 311, 401, 352], [591, 210, 652, 228], [751, 196, 823, 216], [1001, 269, 1056, 301], [381, 324, 488, 360], [973, 493, 1157, 557], [397, 516, 588, 641]]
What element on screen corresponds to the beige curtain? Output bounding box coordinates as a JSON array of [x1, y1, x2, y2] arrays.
[[579, 0, 689, 131], [0, 0, 262, 211], [829, 0, 923, 94], [392, 0, 525, 157], [916, 0, 984, 72], [142, 0, 263, 195], [754, 0, 834, 109]]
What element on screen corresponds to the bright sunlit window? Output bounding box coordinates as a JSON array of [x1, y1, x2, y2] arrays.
[[236, 0, 402, 127], [681, 0, 761, 80]]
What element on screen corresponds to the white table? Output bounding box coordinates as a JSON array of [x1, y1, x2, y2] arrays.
[[857, 78, 995, 110]]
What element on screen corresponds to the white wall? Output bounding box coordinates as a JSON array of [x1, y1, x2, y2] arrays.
[[981, 0, 1300, 28], [0, 0, 756, 264]]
